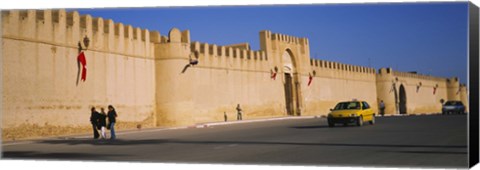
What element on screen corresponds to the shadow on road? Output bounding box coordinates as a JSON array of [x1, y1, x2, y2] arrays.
[[388, 150, 467, 155], [290, 125, 365, 129], [3, 151, 128, 159], [33, 138, 467, 150], [290, 125, 330, 129]]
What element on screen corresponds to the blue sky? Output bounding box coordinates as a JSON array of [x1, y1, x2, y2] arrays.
[[76, 2, 468, 83]]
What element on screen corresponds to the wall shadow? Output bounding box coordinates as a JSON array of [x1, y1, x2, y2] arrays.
[[3, 151, 128, 160], [290, 125, 330, 129], [34, 138, 467, 149], [388, 150, 468, 155]]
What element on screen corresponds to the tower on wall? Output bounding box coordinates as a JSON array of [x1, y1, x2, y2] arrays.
[[259, 30, 311, 116], [153, 28, 194, 126], [376, 68, 397, 114]]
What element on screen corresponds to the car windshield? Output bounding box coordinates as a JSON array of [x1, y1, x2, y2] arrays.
[[334, 102, 361, 110], [444, 101, 463, 106]]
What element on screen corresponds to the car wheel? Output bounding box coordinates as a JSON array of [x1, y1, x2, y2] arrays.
[[356, 116, 363, 126], [327, 118, 334, 127], [369, 115, 375, 125]]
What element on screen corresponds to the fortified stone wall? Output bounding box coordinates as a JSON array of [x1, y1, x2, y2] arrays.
[[154, 28, 282, 127], [376, 68, 468, 115], [1, 10, 157, 140], [306, 59, 378, 116], [1, 9, 469, 141]]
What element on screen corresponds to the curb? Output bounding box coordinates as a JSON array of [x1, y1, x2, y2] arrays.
[[3, 116, 321, 145], [191, 115, 319, 128], [3, 113, 446, 145], [381, 113, 442, 117]]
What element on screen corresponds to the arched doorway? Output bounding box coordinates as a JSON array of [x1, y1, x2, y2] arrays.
[[393, 83, 398, 114], [282, 50, 300, 116], [399, 84, 407, 114]]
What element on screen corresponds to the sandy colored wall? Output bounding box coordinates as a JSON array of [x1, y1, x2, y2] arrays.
[[375, 68, 467, 115], [1, 9, 469, 141], [306, 59, 378, 116], [154, 28, 283, 127], [153, 29, 380, 127], [1, 10, 156, 140]]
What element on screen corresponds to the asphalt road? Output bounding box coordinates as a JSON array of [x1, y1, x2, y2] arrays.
[[1, 114, 468, 168]]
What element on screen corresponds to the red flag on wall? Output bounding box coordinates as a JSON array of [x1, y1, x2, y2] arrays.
[[270, 70, 277, 80], [433, 87, 437, 94], [308, 74, 313, 86], [77, 52, 87, 81]]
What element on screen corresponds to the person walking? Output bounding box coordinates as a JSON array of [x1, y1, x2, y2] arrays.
[[236, 104, 243, 121], [379, 100, 385, 116], [98, 108, 108, 139], [89, 107, 100, 139], [224, 112, 228, 122], [107, 105, 118, 140]]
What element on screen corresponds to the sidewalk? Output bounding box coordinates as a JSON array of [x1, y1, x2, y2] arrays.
[[2, 115, 321, 146], [2, 113, 443, 145], [189, 115, 319, 128]]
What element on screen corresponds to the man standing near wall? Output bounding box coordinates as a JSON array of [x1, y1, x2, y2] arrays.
[[90, 107, 100, 139], [379, 100, 385, 116], [107, 105, 118, 140], [236, 104, 243, 121]]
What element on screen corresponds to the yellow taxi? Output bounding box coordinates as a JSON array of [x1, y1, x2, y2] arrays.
[[327, 100, 375, 127]]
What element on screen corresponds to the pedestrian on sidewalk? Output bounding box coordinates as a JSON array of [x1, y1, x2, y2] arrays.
[[107, 105, 118, 140], [236, 104, 243, 121], [224, 112, 228, 122], [98, 107, 108, 139], [379, 100, 385, 116], [90, 107, 100, 139]]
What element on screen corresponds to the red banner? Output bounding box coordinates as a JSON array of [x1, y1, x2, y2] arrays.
[[271, 71, 277, 80], [77, 52, 87, 81], [308, 75, 313, 86]]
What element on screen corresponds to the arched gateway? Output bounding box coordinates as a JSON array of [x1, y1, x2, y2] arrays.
[[283, 50, 301, 116], [399, 84, 407, 114]]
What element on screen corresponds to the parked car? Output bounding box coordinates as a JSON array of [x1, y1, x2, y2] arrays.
[[327, 100, 375, 127], [442, 101, 465, 115]]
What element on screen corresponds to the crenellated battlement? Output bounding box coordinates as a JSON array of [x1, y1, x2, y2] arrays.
[[189, 41, 269, 71], [271, 32, 308, 45], [391, 70, 447, 82], [190, 41, 266, 60], [377, 68, 447, 82], [309, 58, 376, 75], [260, 30, 309, 55], [2, 9, 155, 58]]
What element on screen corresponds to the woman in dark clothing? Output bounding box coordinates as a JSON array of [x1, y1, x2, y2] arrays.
[[107, 105, 118, 140], [98, 108, 107, 139], [90, 107, 100, 139]]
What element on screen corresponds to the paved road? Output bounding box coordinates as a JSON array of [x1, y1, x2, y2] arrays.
[[2, 115, 468, 168]]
